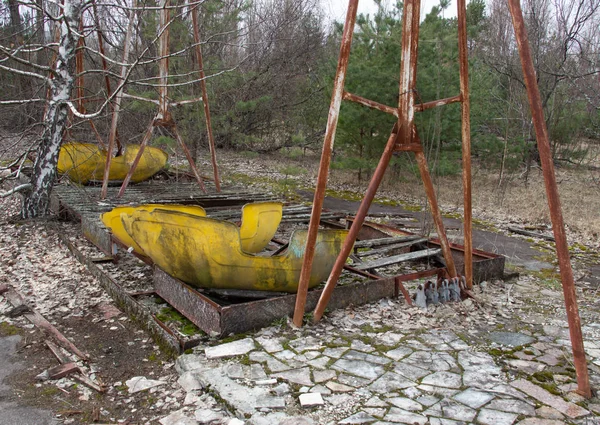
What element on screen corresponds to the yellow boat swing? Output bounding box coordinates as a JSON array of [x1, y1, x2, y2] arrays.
[[120, 209, 348, 293], [57, 143, 168, 185], [101, 201, 284, 255]]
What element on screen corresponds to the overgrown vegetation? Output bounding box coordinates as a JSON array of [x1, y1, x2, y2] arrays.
[[0, 0, 599, 217]]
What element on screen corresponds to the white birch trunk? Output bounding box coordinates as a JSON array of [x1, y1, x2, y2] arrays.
[[22, 0, 82, 218]]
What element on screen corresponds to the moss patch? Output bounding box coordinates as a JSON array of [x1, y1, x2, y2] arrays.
[[0, 322, 21, 336]]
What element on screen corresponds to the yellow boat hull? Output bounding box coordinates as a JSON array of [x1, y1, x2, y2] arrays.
[[57, 143, 168, 184], [121, 210, 349, 293], [102, 201, 282, 255], [101, 204, 207, 255]]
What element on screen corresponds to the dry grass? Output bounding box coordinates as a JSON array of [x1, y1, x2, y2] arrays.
[[220, 149, 600, 246], [338, 164, 600, 245]]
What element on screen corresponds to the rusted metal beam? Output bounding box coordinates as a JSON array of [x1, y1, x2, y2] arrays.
[[101, 0, 137, 199], [507, 0, 591, 398], [457, 0, 473, 289], [158, 0, 170, 121], [312, 124, 401, 323], [172, 126, 207, 193], [397, 0, 421, 146], [394, 143, 422, 152], [292, 0, 360, 327], [395, 277, 413, 305], [413, 134, 457, 278], [343, 91, 398, 116], [191, 5, 221, 192], [415, 95, 462, 112], [117, 121, 154, 198], [92, 0, 122, 153]]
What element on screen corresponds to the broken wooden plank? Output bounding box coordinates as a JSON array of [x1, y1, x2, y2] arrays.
[[46, 340, 72, 364], [280, 213, 344, 223], [73, 373, 105, 393], [45, 340, 105, 392], [354, 235, 422, 249], [356, 238, 428, 257], [508, 226, 555, 242], [48, 362, 80, 380], [2, 286, 89, 360], [355, 248, 442, 270]]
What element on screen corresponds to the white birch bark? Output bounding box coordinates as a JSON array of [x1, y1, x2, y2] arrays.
[[22, 0, 82, 218]]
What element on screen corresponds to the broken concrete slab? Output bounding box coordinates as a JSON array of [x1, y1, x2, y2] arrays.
[[125, 376, 167, 394], [486, 397, 536, 416], [452, 388, 495, 409], [368, 371, 416, 393], [193, 365, 286, 416], [331, 358, 385, 380], [421, 371, 462, 389], [387, 396, 423, 411], [338, 411, 377, 424], [177, 371, 203, 392], [271, 367, 313, 386], [488, 332, 535, 347], [298, 392, 324, 407], [205, 338, 256, 359], [510, 379, 589, 418], [384, 407, 428, 424], [476, 408, 519, 425], [158, 408, 197, 425]]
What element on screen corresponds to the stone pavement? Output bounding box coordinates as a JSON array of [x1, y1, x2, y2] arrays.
[[156, 277, 600, 425]]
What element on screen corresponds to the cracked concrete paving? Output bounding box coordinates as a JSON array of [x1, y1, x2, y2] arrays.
[[156, 276, 600, 425]]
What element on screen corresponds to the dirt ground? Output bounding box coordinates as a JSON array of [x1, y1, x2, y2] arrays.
[[0, 149, 599, 424], [0, 196, 184, 425]]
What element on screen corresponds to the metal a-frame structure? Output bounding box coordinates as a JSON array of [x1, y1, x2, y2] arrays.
[[99, 0, 221, 199], [292, 0, 591, 398]]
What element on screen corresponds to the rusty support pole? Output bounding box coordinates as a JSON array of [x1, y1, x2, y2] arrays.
[[312, 125, 400, 323], [76, 19, 85, 114], [399, 0, 457, 279], [507, 0, 591, 398], [92, 0, 122, 153], [457, 0, 473, 288], [191, 6, 221, 192], [415, 95, 461, 112], [292, 0, 360, 327], [101, 0, 136, 199], [172, 126, 207, 193], [314, 0, 450, 323], [413, 133, 457, 278], [74, 19, 105, 147], [157, 0, 170, 121], [117, 122, 155, 197]]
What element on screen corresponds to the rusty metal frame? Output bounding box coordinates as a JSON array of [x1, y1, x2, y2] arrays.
[[190, 3, 220, 192], [507, 0, 590, 398], [49, 181, 505, 351], [293, 0, 472, 326], [116, 0, 207, 198], [101, 0, 137, 199], [103, 0, 221, 198]]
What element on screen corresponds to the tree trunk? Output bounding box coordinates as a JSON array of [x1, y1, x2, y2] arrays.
[[21, 0, 82, 219]]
